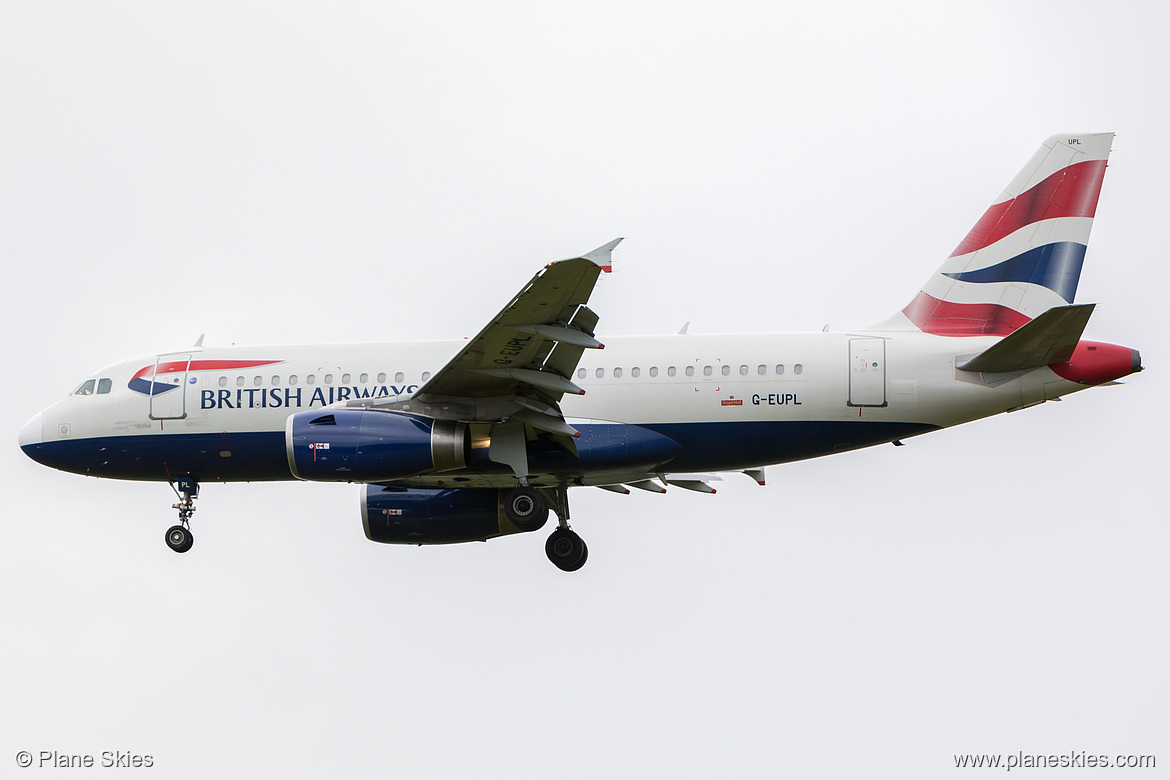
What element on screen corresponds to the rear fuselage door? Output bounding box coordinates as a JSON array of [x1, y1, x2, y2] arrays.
[[848, 338, 887, 407], [148, 353, 192, 420]]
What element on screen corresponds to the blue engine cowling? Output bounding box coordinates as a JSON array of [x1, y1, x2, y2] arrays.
[[285, 409, 468, 482], [362, 486, 539, 544]]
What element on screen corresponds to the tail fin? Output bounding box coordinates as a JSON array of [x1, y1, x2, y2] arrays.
[[876, 133, 1113, 336]]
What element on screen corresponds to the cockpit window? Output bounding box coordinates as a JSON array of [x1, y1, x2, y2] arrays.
[[73, 379, 96, 396], [96, 378, 112, 394]]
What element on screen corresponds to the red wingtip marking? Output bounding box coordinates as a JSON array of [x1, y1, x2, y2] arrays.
[[710, 489, 717, 495], [600, 265, 612, 273], [598, 344, 606, 350], [573, 431, 581, 438]]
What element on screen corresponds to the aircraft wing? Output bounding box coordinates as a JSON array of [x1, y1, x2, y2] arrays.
[[367, 239, 621, 433]]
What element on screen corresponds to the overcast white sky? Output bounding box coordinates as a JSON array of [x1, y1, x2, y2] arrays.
[[2, 2, 1166, 777]]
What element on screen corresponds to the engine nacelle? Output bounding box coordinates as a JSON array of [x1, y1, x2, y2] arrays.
[[361, 486, 541, 544], [285, 409, 468, 482]]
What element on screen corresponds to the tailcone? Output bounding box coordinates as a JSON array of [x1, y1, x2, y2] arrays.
[[1049, 341, 1142, 385]]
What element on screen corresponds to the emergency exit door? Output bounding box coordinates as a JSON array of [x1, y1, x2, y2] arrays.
[[848, 338, 886, 407]]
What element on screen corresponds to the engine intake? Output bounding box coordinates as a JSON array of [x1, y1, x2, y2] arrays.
[[285, 409, 468, 482]]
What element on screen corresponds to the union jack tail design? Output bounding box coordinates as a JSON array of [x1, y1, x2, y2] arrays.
[[879, 133, 1113, 336]]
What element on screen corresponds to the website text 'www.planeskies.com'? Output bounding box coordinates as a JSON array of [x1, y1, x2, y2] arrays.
[[953, 752, 1156, 771]]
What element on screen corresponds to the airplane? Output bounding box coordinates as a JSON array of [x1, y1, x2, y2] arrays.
[[19, 133, 1142, 571]]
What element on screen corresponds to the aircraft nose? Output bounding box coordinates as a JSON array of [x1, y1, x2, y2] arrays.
[[19, 412, 44, 448], [1132, 348, 1143, 373]]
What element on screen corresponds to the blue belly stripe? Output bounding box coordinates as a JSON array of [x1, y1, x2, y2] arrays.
[[21, 420, 938, 483]]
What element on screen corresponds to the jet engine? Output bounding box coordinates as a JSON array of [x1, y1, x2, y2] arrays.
[[361, 485, 546, 544], [285, 409, 468, 482]]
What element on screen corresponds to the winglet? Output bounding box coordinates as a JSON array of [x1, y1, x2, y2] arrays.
[[581, 237, 623, 273]]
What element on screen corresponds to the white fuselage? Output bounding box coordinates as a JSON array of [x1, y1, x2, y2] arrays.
[[20, 330, 1086, 486]]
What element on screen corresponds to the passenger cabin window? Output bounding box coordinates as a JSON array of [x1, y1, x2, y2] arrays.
[[578, 368, 586, 379], [236, 376, 245, 387], [97, 378, 112, 394], [757, 364, 766, 375], [649, 367, 658, 377], [422, 372, 432, 381], [667, 366, 676, 377], [253, 376, 262, 387], [74, 379, 96, 396], [307, 375, 316, 385], [703, 366, 712, 377], [595, 368, 605, 378], [794, 363, 803, 375], [272, 375, 281, 386], [324, 374, 334, 385], [613, 367, 622, 378], [776, 364, 785, 375], [631, 367, 640, 378], [395, 372, 405, 383], [342, 373, 351, 384], [359, 373, 368, 383], [219, 376, 228, 387], [289, 375, 298, 386], [685, 366, 694, 377], [739, 365, 748, 376], [721, 365, 730, 376], [377, 373, 386, 383]]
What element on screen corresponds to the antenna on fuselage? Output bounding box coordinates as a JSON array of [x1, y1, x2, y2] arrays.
[[193, 334, 205, 347]]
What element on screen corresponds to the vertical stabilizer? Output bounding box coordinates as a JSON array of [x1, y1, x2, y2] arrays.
[[872, 133, 1113, 335]]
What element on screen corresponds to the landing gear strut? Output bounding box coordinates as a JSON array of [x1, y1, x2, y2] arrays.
[[165, 476, 198, 553], [543, 487, 588, 572]]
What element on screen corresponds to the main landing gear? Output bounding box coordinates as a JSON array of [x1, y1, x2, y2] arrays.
[[504, 485, 588, 572], [165, 476, 198, 554], [546, 527, 587, 572]]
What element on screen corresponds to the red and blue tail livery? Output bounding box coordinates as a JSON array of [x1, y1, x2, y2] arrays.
[[895, 133, 1112, 336], [19, 134, 1141, 571]]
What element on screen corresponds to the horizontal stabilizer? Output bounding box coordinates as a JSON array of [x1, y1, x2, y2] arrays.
[[956, 304, 1095, 373]]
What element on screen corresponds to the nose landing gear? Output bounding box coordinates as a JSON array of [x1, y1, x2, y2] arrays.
[[165, 476, 198, 553]]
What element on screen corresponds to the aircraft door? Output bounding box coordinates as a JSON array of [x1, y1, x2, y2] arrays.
[[148, 353, 192, 420], [848, 338, 887, 407]]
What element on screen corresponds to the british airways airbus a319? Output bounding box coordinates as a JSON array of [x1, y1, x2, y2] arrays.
[[19, 133, 1142, 571]]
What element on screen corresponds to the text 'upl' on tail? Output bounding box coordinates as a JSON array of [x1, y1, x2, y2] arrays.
[[878, 133, 1114, 336]]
